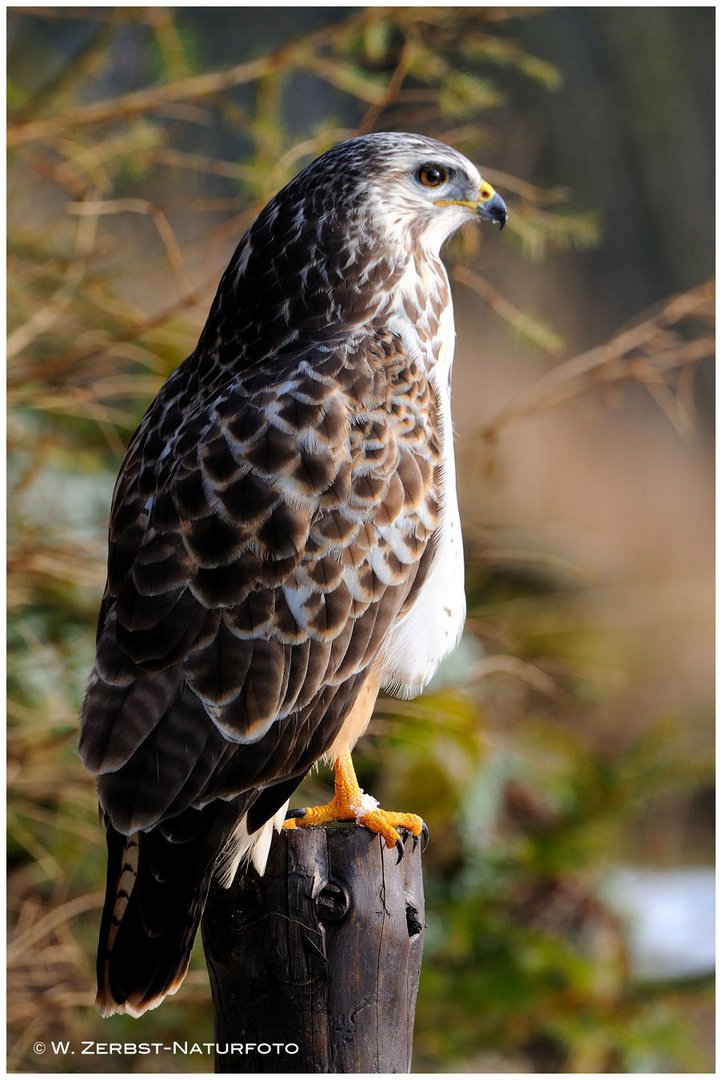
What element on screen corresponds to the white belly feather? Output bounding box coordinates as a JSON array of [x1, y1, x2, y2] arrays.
[[380, 296, 466, 698]]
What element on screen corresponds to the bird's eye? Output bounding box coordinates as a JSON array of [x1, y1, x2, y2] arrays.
[[416, 163, 449, 188]]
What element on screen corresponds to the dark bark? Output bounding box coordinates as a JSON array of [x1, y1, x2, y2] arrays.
[[202, 824, 425, 1073]]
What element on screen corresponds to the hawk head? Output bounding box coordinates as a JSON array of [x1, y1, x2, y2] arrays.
[[203, 132, 507, 369], [288, 131, 507, 255]]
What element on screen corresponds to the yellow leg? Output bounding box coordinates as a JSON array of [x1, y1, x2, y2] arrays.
[[283, 751, 428, 861]]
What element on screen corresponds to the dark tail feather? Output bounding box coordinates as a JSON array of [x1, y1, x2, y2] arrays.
[[95, 802, 243, 1018]]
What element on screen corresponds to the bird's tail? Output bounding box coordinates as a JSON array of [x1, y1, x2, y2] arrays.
[[94, 785, 296, 1017], [95, 810, 226, 1018]]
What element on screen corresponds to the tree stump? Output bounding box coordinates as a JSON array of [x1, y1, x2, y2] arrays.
[[202, 823, 426, 1073]]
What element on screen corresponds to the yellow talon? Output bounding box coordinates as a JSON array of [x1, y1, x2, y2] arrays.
[[283, 751, 427, 856], [356, 807, 425, 849]]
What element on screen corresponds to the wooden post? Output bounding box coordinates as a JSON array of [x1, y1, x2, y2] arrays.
[[201, 823, 426, 1073]]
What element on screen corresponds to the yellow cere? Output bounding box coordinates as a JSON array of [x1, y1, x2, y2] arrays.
[[434, 178, 497, 210]]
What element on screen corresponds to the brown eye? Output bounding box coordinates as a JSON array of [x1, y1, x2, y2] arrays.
[[416, 163, 448, 188]]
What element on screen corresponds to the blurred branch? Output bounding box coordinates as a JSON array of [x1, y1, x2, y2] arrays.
[[270, 128, 356, 183], [7, 278, 208, 390], [7, 53, 274, 146], [7, 9, 385, 147], [66, 196, 192, 300], [452, 264, 565, 355], [8, 892, 104, 962], [12, 19, 116, 123], [295, 54, 387, 104], [356, 37, 414, 135], [468, 654, 563, 700], [7, 196, 100, 359], [475, 280, 714, 442], [145, 7, 191, 80], [512, 204, 601, 259], [480, 167, 570, 206], [148, 146, 257, 181]]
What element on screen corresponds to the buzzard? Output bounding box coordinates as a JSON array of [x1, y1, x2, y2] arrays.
[[80, 132, 507, 1017]]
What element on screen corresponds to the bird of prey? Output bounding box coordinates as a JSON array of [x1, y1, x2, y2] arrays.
[[80, 131, 507, 1018]]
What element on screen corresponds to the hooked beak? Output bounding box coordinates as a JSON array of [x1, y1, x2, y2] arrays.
[[477, 190, 507, 230], [435, 180, 508, 230]]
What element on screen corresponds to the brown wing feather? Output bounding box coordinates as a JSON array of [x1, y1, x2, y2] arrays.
[[80, 330, 440, 836]]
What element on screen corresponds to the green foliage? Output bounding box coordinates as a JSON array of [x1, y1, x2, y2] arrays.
[[439, 72, 503, 117], [463, 35, 563, 91], [366, 684, 711, 1072], [512, 206, 602, 261]]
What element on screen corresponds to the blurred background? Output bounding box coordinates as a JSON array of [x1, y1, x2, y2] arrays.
[[7, 7, 714, 1073]]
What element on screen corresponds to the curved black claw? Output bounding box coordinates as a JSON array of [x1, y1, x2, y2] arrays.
[[395, 836, 405, 864], [287, 807, 307, 819], [409, 822, 429, 852]]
